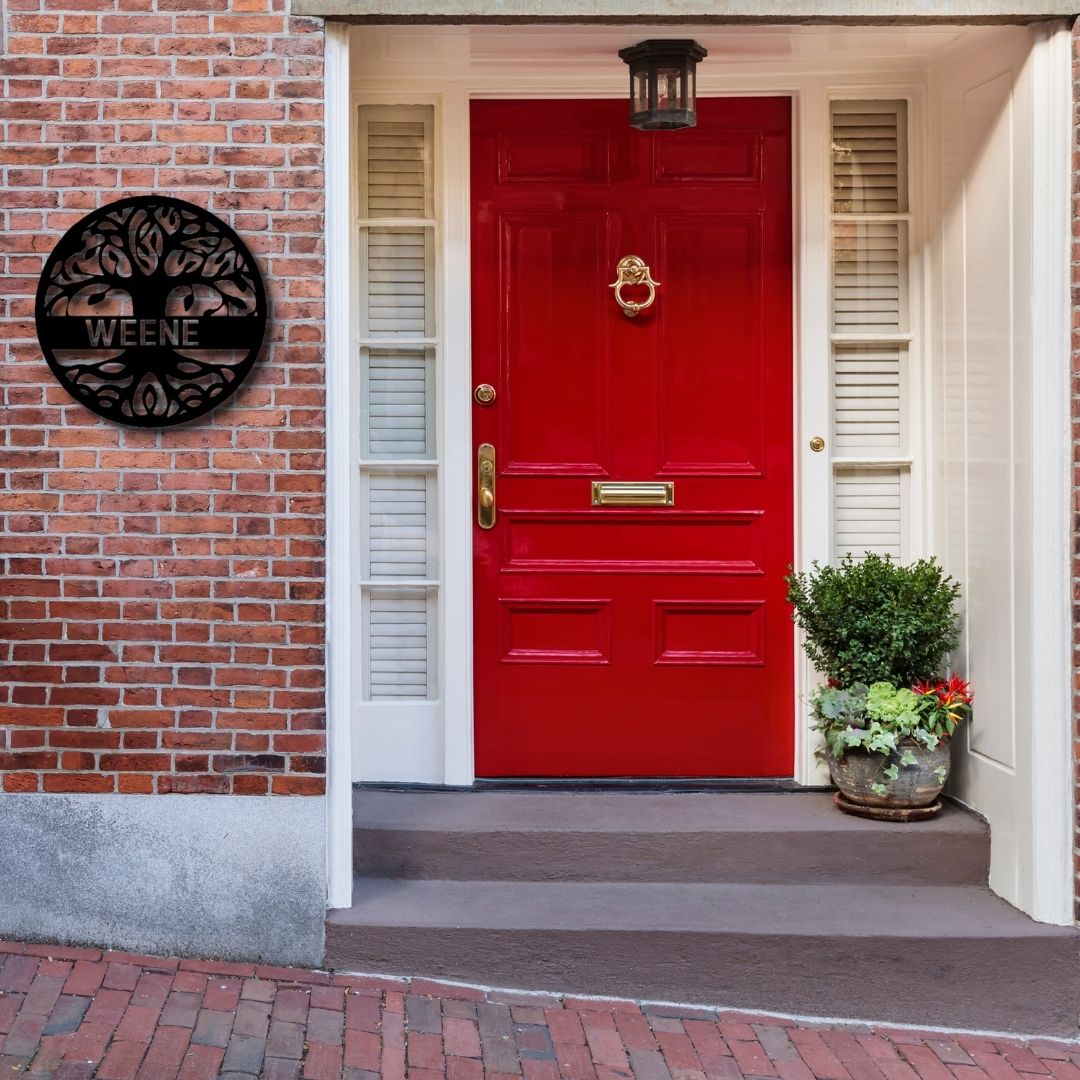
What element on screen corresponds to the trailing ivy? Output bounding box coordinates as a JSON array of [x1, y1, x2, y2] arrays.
[[784, 553, 961, 686]]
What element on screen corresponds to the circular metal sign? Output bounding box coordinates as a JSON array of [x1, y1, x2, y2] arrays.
[[35, 195, 267, 427]]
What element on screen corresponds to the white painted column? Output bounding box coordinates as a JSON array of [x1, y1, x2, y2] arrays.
[[324, 19, 355, 909], [1026, 21, 1073, 925]]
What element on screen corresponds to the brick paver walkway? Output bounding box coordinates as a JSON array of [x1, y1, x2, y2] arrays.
[[0, 940, 1076, 1080]]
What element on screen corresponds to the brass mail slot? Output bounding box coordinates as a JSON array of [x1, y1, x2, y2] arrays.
[[591, 481, 674, 507]]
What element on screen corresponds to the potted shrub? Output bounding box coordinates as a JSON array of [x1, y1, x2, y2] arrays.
[[784, 554, 973, 817]]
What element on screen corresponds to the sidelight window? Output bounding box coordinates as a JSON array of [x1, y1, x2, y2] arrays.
[[829, 99, 913, 561], [356, 105, 439, 701]]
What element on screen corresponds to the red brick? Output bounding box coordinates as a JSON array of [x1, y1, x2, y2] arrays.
[[4, 773, 40, 791], [115, 1005, 162, 1043], [656, 1023, 708, 1075], [302, 1041, 342, 1078], [43, 772, 115, 793], [545, 1008, 586, 1046], [97, 1038, 150, 1080], [345, 1027, 382, 1070], [64, 960, 108, 996]]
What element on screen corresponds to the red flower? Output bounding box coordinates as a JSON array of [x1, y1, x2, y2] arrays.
[[913, 676, 973, 719], [942, 675, 973, 705], [913, 677, 972, 702]]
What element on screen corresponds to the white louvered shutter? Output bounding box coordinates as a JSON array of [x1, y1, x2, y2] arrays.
[[830, 100, 910, 562], [362, 228, 433, 338], [365, 591, 434, 700], [832, 222, 906, 335], [357, 105, 439, 703], [833, 344, 902, 453], [834, 468, 903, 561], [363, 347, 434, 458], [364, 118, 430, 218], [831, 100, 908, 214], [363, 471, 435, 581]]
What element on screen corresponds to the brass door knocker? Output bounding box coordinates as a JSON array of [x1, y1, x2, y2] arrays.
[[609, 255, 660, 318]]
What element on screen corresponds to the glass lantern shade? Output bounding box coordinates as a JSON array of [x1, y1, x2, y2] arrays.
[[618, 40, 707, 131]]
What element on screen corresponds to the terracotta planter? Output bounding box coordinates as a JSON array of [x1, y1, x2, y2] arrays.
[[826, 739, 951, 809]]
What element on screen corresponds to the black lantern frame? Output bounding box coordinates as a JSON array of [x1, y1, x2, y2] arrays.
[[618, 39, 708, 131]]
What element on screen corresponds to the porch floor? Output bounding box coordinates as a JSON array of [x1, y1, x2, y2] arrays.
[[1, 937, 1079, 1079]]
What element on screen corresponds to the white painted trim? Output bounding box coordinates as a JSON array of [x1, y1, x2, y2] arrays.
[[794, 79, 831, 785], [906, 84, 930, 560], [323, 19, 355, 909], [439, 84, 475, 786], [1025, 20, 1073, 926]]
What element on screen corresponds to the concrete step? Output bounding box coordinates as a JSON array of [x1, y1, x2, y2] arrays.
[[325, 877, 1080, 1036], [352, 790, 991, 885]]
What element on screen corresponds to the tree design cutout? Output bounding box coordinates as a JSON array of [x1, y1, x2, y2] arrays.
[[35, 196, 267, 427]]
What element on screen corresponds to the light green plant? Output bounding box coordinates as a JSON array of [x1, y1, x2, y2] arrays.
[[811, 681, 942, 764]]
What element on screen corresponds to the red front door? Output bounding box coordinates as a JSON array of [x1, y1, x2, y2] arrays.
[[471, 98, 793, 778]]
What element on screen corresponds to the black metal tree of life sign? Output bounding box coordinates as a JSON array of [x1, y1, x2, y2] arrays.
[[35, 196, 267, 427]]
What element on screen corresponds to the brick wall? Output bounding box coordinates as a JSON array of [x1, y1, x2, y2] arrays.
[[0, 0, 327, 795]]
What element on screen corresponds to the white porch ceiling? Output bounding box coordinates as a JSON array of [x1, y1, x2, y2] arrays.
[[349, 22, 1024, 81]]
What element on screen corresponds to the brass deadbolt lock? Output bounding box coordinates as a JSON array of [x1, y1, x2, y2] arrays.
[[474, 383, 496, 405], [809, 436, 826, 453]]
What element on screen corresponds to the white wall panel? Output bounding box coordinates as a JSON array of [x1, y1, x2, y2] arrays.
[[930, 26, 1071, 924]]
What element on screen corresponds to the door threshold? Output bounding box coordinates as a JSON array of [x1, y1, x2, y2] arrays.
[[356, 778, 822, 794], [475, 777, 811, 793]]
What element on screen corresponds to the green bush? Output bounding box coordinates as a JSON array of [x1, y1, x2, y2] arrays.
[[784, 553, 961, 686]]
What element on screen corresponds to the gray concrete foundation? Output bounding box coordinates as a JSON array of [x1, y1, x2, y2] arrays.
[[0, 793, 326, 966]]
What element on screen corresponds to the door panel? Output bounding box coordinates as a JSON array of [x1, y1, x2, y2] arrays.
[[472, 98, 793, 778], [502, 214, 613, 473], [656, 215, 764, 473]]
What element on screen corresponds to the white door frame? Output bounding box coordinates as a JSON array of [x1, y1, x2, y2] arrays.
[[323, 24, 1074, 925]]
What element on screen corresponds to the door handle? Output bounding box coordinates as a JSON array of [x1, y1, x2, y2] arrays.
[[477, 443, 496, 529]]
